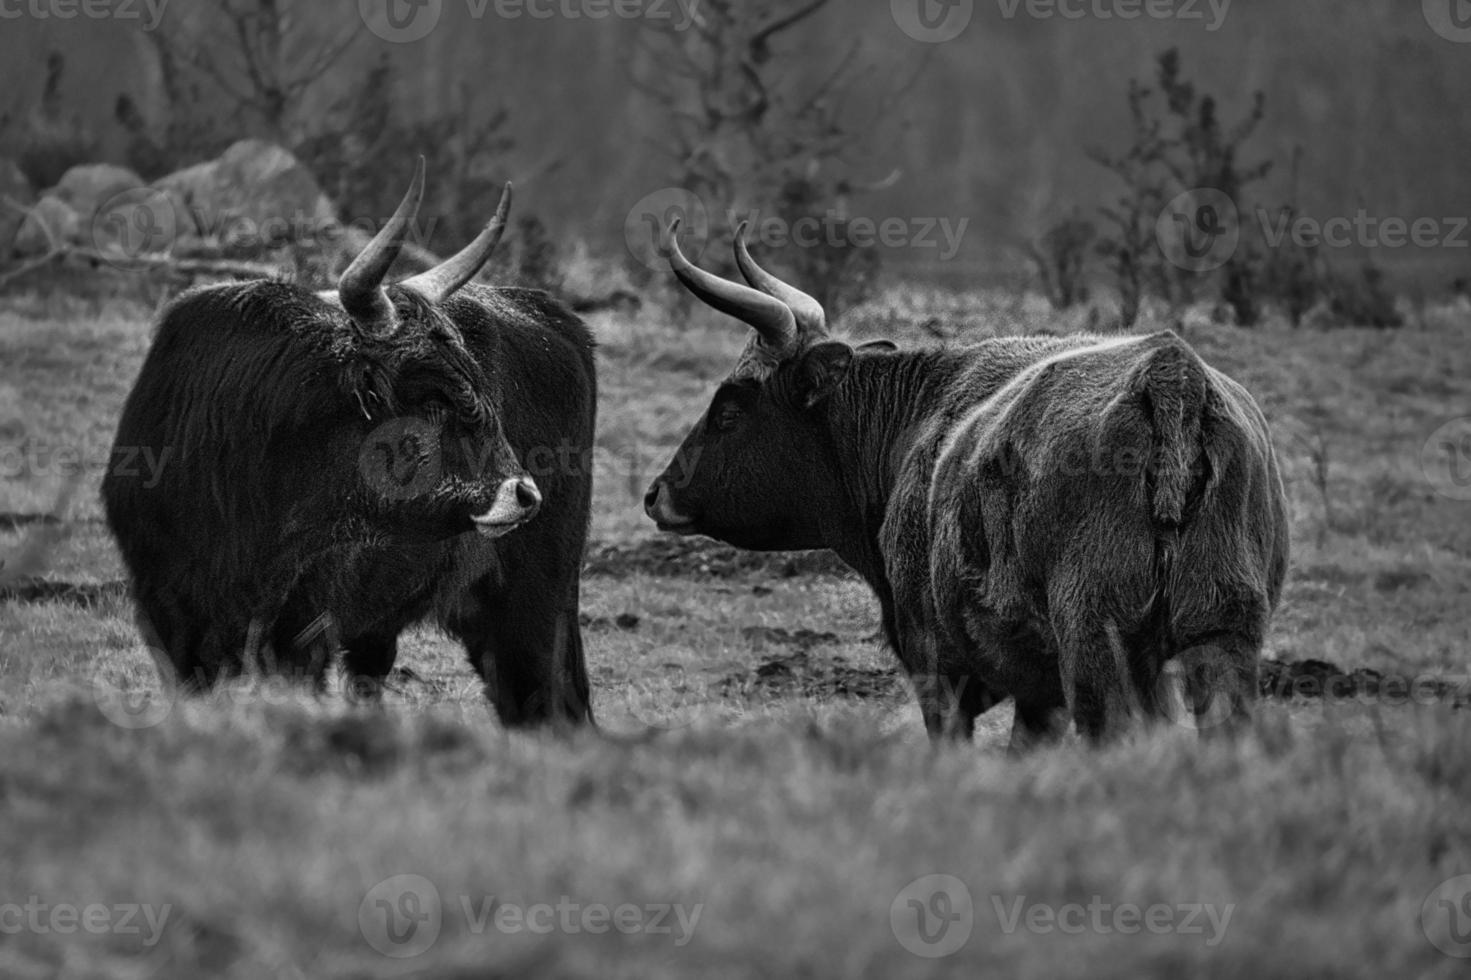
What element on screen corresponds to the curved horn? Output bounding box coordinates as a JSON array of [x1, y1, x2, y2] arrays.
[[401, 182, 512, 302], [733, 220, 827, 335], [334, 157, 425, 336], [664, 217, 795, 350]]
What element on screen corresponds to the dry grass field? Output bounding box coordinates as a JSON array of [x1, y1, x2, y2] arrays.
[[1, 284, 1469, 979]]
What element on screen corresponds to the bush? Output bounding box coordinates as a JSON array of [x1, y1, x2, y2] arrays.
[[768, 176, 882, 319], [294, 56, 536, 273], [8, 53, 100, 189], [1326, 261, 1402, 329], [1027, 210, 1095, 310], [1085, 51, 1407, 331], [1089, 49, 1270, 328], [499, 215, 563, 292], [1252, 218, 1322, 326]]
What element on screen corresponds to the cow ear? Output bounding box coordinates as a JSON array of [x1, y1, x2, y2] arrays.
[[857, 339, 898, 352], [795, 341, 853, 409]]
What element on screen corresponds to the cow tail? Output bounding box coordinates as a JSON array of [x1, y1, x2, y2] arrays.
[[1134, 340, 1209, 526]]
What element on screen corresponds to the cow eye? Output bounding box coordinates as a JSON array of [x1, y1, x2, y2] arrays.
[[708, 385, 757, 434], [713, 399, 744, 432]]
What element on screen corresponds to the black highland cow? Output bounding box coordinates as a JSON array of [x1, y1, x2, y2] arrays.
[[644, 221, 1288, 747], [102, 162, 596, 727]]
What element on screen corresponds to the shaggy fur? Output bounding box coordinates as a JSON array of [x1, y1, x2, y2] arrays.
[[102, 279, 597, 727], [648, 329, 1288, 746]]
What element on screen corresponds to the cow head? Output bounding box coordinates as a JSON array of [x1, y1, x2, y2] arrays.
[[315, 160, 538, 540], [643, 220, 894, 551]]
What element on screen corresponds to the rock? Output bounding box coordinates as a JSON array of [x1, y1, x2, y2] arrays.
[[50, 163, 144, 227], [153, 140, 337, 253], [13, 196, 80, 255], [149, 162, 210, 238], [0, 158, 34, 256]]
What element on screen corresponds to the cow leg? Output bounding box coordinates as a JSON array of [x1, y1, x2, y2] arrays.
[[341, 633, 399, 703], [909, 669, 952, 740], [449, 578, 592, 730], [894, 628, 952, 742], [1175, 636, 1258, 739], [907, 666, 1004, 742], [134, 603, 196, 690], [1007, 698, 1068, 755], [134, 596, 244, 693], [1055, 617, 1136, 745], [949, 672, 1007, 740], [267, 604, 341, 692], [886, 600, 979, 742]]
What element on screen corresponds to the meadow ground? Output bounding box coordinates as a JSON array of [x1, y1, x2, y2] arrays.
[[1, 284, 1469, 978]]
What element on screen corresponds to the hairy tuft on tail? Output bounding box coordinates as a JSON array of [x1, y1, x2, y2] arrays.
[[1133, 339, 1209, 525]]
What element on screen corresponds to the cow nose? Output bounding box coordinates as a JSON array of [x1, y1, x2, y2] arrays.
[[515, 476, 542, 513], [645, 482, 695, 531], [472, 475, 541, 538]]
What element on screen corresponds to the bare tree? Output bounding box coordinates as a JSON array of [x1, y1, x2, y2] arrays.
[[145, 0, 361, 144], [1088, 49, 1271, 329], [631, 0, 922, 311]]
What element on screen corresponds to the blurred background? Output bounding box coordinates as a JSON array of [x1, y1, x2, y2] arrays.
[[2, 0, 1470, 321]]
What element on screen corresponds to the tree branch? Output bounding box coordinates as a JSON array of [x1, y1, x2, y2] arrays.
[[749, 0, 829, 62]]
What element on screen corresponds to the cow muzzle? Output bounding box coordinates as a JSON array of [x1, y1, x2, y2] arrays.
[[472, 475, 542, 538], [643, 482, 697, 534]]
